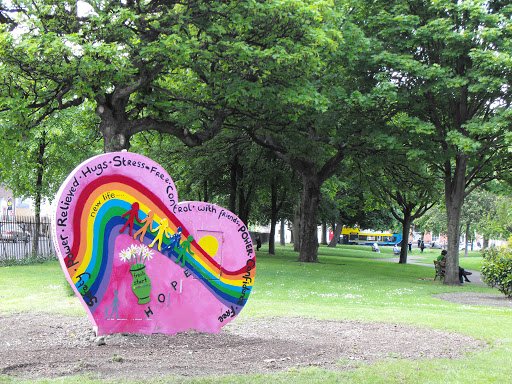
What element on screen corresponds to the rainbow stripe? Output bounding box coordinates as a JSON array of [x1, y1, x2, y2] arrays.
[[67, 175, 254, 311]]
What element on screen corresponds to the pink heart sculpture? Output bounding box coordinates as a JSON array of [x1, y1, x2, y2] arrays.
[[52, 152, 256, 335]]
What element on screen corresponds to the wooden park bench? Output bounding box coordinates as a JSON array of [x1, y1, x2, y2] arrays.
[[434, 260, 445, 281]]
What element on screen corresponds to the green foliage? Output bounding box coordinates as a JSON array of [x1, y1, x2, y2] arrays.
[[1, 0, 510, 266], [415, 204, 447, 235], [0, 104, 101, 203], [361, 0, 512, 277], [131, 129, 297, 225], [368, 0, 512, 180], [477, 194, 512, 241], [1, 0, 355, 152], [318, 176, 383, 228], [481, 244, 512, 297]]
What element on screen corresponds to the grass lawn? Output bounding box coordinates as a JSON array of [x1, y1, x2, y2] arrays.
[[406, 247, 485, 271], [1, 244, 511, 383]]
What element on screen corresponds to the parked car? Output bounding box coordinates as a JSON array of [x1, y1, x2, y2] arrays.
[[0, 223, 30, 242]]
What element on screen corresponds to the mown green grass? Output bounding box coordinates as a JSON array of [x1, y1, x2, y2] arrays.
[[409, 247, 484, 271], [1, 244, 511, 384], [0, 261, 84, 316]]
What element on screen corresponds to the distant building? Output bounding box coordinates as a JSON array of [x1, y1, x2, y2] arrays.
[[0, 185, 52, 217], [422, 232, 447, 248]]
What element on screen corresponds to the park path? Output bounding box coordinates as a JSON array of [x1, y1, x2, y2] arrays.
[[381, 254, 485, 286]]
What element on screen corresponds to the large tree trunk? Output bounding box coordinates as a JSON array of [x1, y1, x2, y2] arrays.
[[399, 213, 412, 264], [328, 221, 342, 247], [269, 219, 276, 255], [298, 175, 320, 262], [445, 203, 463, 284], [237, 186, 251, 225], [269, 181, 278, 255], [228, 154, 238, 213], [227, 154, 252, 225], [280, 220, 286, 245], [32, 133, 46, 256], [321, 223, 328, 245], [247, 138, 345, 262], [292, 204, 300, 252], [96, 70, 227, 152], [97, 103, 131, 152], [444, 154, 467, 285], [32, 194, 41, 256]]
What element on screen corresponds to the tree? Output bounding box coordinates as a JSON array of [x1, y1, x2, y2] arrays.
[[415, 204, 448, 244], [0, 19, 101, 254], [472, 188, 512, 247], [0, 1, 236, 150], [1, 0, 376, 157], [458, 189, 496, 254], [320, 175, 379, 248], [368, 0, 512, 284], [249, 154, 296, 255], [360, 139, 440, 263], [0, 104, 100, 253], [372, 167, 437, 264], [246, 7, 394, 262]]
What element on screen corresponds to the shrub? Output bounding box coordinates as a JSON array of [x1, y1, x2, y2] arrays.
[[481, 245, 512, 298]]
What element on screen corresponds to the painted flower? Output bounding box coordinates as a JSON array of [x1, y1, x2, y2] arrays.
[[119, 243, 154, 265], [129, 244, 140, 256], [119, 248, 132, 262], [141, 246, 154, 261]]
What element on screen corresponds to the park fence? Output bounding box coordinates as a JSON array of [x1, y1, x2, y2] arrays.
[[0, 215, 56, 262]]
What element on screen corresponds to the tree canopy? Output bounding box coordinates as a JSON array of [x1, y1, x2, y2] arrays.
[[363, 0, 512, 283], [1, 0, 511, 275]]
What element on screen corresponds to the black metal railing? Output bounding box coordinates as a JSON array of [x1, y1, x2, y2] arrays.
[[0, 215, 55, 263]]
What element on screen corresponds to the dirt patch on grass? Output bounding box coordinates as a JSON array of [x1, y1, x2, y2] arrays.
[[0, 313, 486, 380], [435, 292, 512, 307]]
